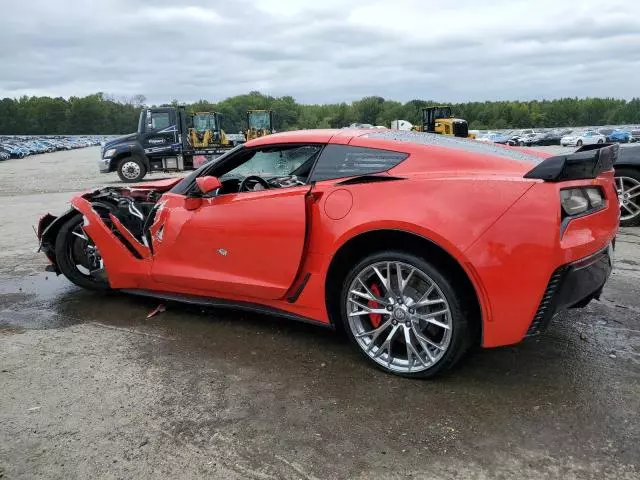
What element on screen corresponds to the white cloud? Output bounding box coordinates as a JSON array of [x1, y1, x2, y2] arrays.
[[0, 0, 639, 104], [133, 6, 225, 24]]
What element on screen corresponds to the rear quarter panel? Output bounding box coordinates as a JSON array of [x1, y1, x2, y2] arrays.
[[465, 173, 618, 347], [301, 175, 536, 329], [308, 177, 534, 257]]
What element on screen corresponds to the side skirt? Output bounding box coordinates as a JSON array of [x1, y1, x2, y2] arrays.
[[120, 289, 332, 329]]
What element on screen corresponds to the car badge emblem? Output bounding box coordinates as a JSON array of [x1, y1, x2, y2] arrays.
[[217, 248, 228, 256]]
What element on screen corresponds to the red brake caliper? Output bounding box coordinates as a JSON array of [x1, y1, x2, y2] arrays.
[[369, 283, 383, 328]]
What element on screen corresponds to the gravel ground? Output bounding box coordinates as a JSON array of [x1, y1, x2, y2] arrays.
[[0, 147, 638, 479]]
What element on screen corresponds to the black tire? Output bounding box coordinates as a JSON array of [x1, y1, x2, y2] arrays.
[[55, 214, 110, 291], [117, 156, 147, 183], [597, 139, 604, 144], [577, 139, 583, 146], [340, 251, 472, 378], [615, 167, 640, 227]]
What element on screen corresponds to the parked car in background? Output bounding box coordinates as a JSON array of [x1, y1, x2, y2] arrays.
[[476, 132, 510, 144], [0, 135, 104, 159], [532, 130, 564, 146], [506, 129, 534, 146], [576, 143, 640, 227], [488, 132, 511, 144], [598, 128, 614, 138], [0, 151, 9, 161], [614, 144, 640, 226], [630, 129, 640, 143], [2, 144, 28, 157], [516, 132, 547, 146], [607, 129, 631, 143], [561, 130, 606, 147]]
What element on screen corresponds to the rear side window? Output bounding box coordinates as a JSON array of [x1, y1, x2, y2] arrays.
[[310, 145, 408, 182]]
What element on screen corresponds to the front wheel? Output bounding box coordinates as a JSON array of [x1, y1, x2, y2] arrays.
[[117, 156, 147, 183], [597, 139, 604, 144], [340, 251, 471, 378], [54, 214, 110, 291], [577, 140, 583, 146], [615, 168, 640, 227]]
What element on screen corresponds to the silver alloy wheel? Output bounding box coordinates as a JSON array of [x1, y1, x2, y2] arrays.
[[616, 176, 640, 221], [69, 224, 104, 277], [121, 160, 141, 180], [346, 261, 453, 374]]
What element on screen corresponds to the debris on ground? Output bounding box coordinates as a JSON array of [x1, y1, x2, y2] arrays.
[[146, 304, 166, 319]]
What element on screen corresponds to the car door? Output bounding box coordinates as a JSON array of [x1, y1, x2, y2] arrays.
[[140, 108, 178, 157], [149, 146, 318, 300]]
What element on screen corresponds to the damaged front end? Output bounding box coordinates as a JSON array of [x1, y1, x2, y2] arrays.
[[37, 184, 165, 276]]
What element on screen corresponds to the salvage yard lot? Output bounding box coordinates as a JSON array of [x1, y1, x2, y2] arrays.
[[0, 147, 639, 479]]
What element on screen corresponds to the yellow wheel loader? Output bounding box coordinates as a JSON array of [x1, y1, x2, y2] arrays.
[[246, 110, 274, 141], [188, 112, 232, 148], [412, 106, 475, 139]]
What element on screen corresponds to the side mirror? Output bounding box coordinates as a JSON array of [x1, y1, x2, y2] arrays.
[[195, 176, 221, 195]]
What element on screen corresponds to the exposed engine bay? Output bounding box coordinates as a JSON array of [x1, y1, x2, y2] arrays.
[[86, 186, 161, 247]]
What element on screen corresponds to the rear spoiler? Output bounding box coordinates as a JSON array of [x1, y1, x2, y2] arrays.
[[524, 143, 618, 182]]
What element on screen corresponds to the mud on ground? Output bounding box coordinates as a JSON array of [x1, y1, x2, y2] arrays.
[[0, 147, 638, 479]]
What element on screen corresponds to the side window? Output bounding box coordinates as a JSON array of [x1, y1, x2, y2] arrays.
[[309, 145, 408, 182], [150, 112, 171, 131]]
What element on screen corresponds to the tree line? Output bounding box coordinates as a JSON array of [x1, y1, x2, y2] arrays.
[[1, 91, 639, 135]]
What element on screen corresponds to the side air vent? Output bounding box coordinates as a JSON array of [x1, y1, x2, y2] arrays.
[[526, 267, 567, 336]]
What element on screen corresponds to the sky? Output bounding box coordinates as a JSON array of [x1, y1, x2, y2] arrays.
[[1, 0, 639, 105]]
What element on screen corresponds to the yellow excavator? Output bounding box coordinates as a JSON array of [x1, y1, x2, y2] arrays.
[[188, 111, 232, 148], [246, 110, 274, 141], [412, 106, 475, 139]]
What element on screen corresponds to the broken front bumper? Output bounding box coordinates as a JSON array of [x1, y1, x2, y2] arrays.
[[526, 242, 614, 336]]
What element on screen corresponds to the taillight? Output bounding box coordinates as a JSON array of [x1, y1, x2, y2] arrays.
[[560, 187, 605, 218]]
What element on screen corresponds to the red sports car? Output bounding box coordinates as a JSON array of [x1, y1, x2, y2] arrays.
[[37, 130, 619, 377]]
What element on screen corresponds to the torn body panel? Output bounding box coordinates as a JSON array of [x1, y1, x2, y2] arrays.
[[37, 185, 162, 282]]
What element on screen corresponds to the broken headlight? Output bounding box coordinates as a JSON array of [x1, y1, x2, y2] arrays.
[[560, 187, 604, 217]]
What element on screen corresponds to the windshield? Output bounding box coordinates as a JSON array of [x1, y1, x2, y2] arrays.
[[193, 114, 217, 133], [221, 145, 321, 180], [248, 111, 271, 130], [432, 107, 452, 119]]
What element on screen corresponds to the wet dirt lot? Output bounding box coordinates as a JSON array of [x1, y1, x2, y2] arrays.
[[0, 147, 639, 479]]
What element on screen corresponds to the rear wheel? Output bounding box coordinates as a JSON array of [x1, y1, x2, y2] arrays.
[[615, 168, 640, 227], [577, 139, 583, 146], [597, 139, 604, 144], [55, 214, 109, 291], [340, 251, 471, 378], [117, 156, 147, 183]]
